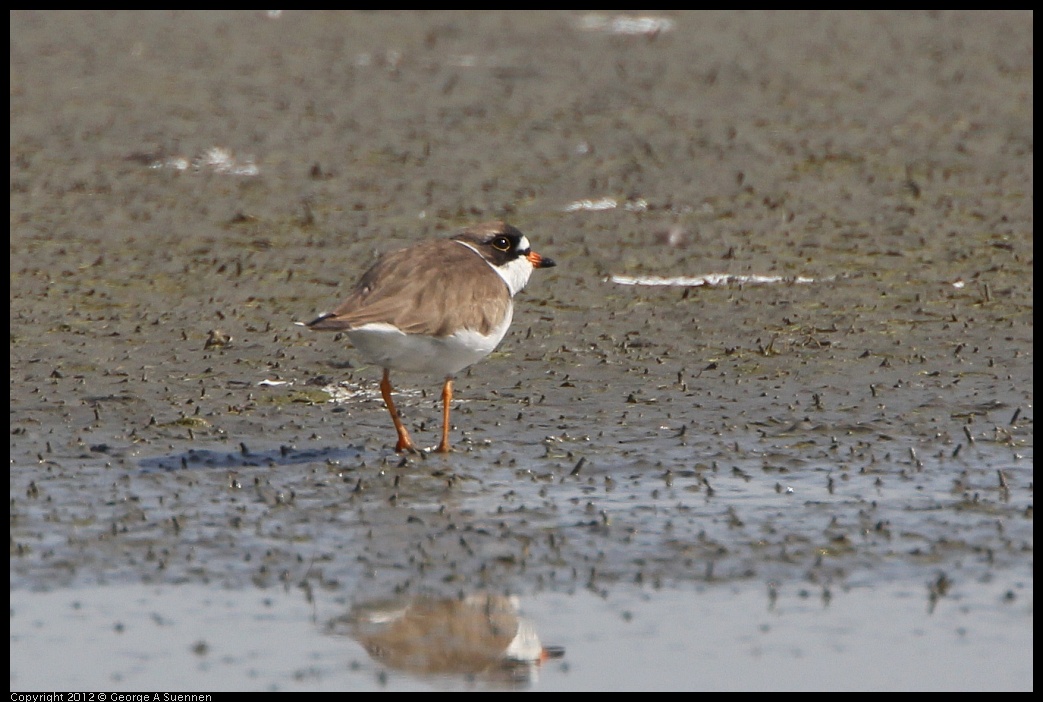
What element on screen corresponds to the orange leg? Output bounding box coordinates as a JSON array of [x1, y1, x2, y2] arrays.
[[436, 378, 453, 453], [380, 369, 416, 453]]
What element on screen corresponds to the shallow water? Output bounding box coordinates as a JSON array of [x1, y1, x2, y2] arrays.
[[10, 10, 1033, 691], [10, 578, 1032, 691]]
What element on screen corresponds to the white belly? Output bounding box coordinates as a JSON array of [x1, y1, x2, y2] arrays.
[[346, 306, 514, 378]]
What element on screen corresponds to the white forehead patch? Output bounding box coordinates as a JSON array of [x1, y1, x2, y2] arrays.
[[516, 235, 531, 253]]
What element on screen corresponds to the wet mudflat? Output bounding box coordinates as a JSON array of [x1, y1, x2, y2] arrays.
[[10, 11, 1032, 690]]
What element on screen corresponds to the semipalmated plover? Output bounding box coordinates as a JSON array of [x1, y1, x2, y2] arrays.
[[306, 221, 555, 453]]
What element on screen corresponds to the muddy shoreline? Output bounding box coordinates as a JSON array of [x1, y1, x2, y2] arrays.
[[10, 11, 1032, 690]]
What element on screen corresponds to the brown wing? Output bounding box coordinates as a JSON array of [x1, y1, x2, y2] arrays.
[[307, 239, 511, 337]]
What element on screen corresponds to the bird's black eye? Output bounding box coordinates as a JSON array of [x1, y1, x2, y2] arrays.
[[492, 235, 511, 252]]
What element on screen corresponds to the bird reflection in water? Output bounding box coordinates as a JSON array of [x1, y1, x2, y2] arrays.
[[330, 592, 565, 686]]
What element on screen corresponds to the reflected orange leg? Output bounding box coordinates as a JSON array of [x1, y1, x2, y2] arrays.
[[436, 378, 453, 453], [380, 368, 416, 453]]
